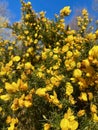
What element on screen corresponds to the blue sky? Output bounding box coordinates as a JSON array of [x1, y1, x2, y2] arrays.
[[6, 0, 98, 23]]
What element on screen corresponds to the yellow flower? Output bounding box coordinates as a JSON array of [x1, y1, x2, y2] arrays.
[[37, 71, 44, 78], [6, 116, 12, 124], [66, 51, 73, 58], [27, 1, 31, 6], [69, 95, 76, 105], [0, 94, 11, 101], [18, 79, 28, 91], [42, 52, 47, 60], [8, 118, 18, 130], [24, 100, 32, 108], [46, 84, 53, 91], [82, 9, 88, 16], [60, 6, 71, 16], [60, 108, 78, 130], [49, 91, 62, 108], [25, 14, 30, 20], [92, 113, 98, 122], [69, 120, 79, 130], [53, 47, 59, 53], [65, 59, 76, 71], [13, 56, 20, 62], [87, 92, 93, 101], [90, 104, 97, 113], [44, 123, 51, 130], [66, 82, 73, 96], [62, 45, 69, 53], [79, 92, 88, 101], [36, 88, 47, 96], [77, 110, 85, 117], [65, 35, 74, 43], [53, 54, 58, 60], [25, 62, 34, 70], [60, 118, 69, 130], [11, 98, 19, 111], [89, 45, 98, 59], [5, 82, 19, 93], [40, 11, 45, 17], [82, 59, 90, 67], [18, 99, 24, 107], [8, 123, 14, 130], [73, 69, 82, 78], [34, 39, 38, 44]]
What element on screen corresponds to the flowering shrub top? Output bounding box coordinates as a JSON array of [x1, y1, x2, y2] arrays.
[[0, 1, 98, 130]]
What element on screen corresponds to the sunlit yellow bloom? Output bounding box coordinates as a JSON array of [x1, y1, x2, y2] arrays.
[[66, 51, 73, 58], [82, 59, 90, 67], [24, 100, 32, 108], [7, 117, 18, 130], [60, 118, 69, 130], [66, 82, 73, 96], [36, 88, 47, 96], [53, 47, 59, 53], [25, 14, 30, 20], [90, 104, 97, 113], [53, 54, 58, 60], [77, 110, 85, 117], [44, 123, 51, 130], [5, 82, 19, 93], [8, 123, 14, 130], [13, 56, 20, 62], [62, 45, 69, 53], [82, 9, 88, 16], [34, 39, 38, 44], [73, 69, 82, 78], [18, 99, 24, 107], [64, 59, 76, 71], [92, 113, 98, 122], [69, 95, 76, 105], [18, 79, 28, 91], [60, 108, 78, 130], [42, 52, 47, 60], [11, 98, 19, 111], [27, 1, 31, 6], [79, 92, 88, 101], [37, 71, 44, 78], [6, 116, 12, 124], [40, 11, 45, 17], [60, 6, 71, 16], [73, 50, 81, 58], [86, 33, 96, 41], [0, 94, 11, 101], [25, 62, 34, 70], [46, 84, 53, 91], [87, 92, 93, 101], [65, 35, 74, 43], [89, 45, 98, 59]]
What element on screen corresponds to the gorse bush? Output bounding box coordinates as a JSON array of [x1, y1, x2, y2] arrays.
[[0, 0, 98, 130]]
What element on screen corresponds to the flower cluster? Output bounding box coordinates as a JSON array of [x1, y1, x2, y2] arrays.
[[0, 0, 98, 130]]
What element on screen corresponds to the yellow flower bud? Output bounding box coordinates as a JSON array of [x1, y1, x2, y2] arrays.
[[60, 6, 71, 17], [73, 69, 82, 78], [90, 104, 97, 113]]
